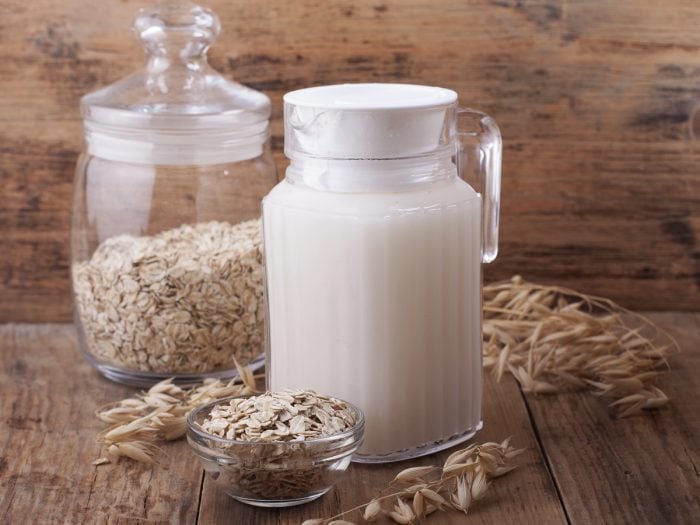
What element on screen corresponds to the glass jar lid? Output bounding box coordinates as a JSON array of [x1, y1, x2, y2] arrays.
[[81, 2, 271, 165]]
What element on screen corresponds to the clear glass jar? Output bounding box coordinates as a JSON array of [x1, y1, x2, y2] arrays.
[[263, 84, 501, 462], [72, 3, 277, 386]]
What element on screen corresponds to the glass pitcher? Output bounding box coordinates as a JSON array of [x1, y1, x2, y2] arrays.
[[71, 3, 277, 387], [262, 83, 501, 462]]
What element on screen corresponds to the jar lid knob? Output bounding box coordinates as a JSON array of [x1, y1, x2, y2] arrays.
[[134, 2, 220, 61]]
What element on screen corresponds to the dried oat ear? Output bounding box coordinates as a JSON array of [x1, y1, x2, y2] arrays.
[[93, 364, 257, 465], [234, 356, 258, 393], [306, 439, 524, 524], [482, 276, 679, 417]]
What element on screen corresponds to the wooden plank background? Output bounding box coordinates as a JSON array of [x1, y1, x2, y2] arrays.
[[1, 0, 699, 322]]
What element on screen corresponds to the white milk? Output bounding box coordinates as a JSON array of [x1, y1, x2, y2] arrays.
[[263, 176, 483, 458]]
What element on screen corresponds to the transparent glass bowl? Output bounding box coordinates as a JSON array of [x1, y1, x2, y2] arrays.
[[186, 395, 365, 507]]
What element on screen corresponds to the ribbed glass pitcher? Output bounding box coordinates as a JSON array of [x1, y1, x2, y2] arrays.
[[263, 83, 501, 462]]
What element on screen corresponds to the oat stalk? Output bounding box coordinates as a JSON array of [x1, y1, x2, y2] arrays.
[[483, 275, 680, 417], [302, 439, 523, 525], [93, 361, 259, 465]]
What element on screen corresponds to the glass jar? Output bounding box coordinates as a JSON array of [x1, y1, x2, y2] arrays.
[[263, 84, 501, 462], [72, 3, 277, 386]]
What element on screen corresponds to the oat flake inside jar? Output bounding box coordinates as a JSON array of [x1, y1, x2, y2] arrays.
[[71, 2, 277, 386]]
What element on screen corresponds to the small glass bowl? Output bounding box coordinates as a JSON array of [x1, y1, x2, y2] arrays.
[[186, 394, 365, 507]]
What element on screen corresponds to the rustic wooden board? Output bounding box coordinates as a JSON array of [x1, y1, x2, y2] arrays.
[[1, 0, 699, 321], [0, 323, 566, 524], [197, 370, 567, 525], [523, 312, 700, 525], [0, 317, 698, 522], [0, 324, 203, 524]]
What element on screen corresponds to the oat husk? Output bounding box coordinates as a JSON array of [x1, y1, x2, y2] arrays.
[[93, 361, 259, 465], [483, 276, 679, 417], [302, 439, 524, 525]]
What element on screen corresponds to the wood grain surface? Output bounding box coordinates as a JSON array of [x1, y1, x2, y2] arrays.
[[527, 312, 700, 525], [1, 314, 698, 523], [0, 324, 204, 524], [1, 0, 700, 321]]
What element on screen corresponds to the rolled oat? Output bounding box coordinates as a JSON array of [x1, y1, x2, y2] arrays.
[[200, 390, 358, 441], [72, 219, 264, 373]]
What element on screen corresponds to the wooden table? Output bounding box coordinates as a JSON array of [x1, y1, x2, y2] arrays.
[[1, 314, 698, 524]]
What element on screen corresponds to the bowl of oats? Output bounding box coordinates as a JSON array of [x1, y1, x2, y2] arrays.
[[186, 390, 364, 507]]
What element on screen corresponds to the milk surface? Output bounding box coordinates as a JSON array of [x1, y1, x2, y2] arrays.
[[263, 176, 482, 457]]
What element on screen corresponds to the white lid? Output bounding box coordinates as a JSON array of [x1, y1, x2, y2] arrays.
[[284, 84, 457, 160], [81, 3, 270, 165]]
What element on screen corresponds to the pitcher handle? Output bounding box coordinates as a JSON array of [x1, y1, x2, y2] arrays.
[[456, 108, 502, 263]]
